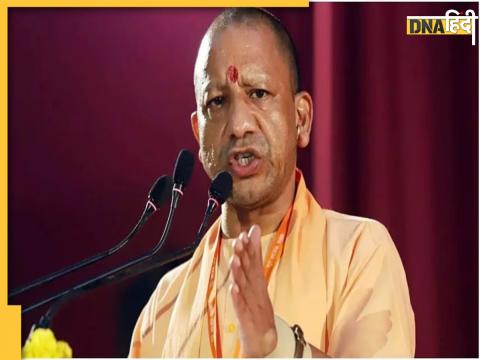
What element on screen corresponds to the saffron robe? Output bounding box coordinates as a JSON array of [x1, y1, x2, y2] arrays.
[[129, 173, 415, 357]]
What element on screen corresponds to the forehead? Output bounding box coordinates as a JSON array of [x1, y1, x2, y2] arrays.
[[210, 23, 281, 64], [194, 22, 291, 93]]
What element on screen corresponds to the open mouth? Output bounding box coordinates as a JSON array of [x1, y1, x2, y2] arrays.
[[235, 152, 255, 167], [228, 148, 262, 178]]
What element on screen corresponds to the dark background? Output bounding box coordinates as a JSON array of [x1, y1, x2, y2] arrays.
[[8, 3, 478, 357]]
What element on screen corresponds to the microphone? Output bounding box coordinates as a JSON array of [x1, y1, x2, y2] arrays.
[[146, 149, 195, 254], [171, 149, 194, 209], [209, 171, 234, 204], [194, 171, 233, 246], [22, 149, 195, 321], [9, 175, 173, 298], [148, 175, 175, 211]]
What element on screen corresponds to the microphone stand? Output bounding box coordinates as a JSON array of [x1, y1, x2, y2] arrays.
[[36, 244, 196, 328], [30, 184, 221, 330], [24, 187, 182, 316], [10, 202, 156, 298], [193, 197, 221, 246]]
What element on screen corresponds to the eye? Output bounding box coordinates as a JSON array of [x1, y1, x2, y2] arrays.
[[207, 96, 225, 108], [250, 89, 269, 99]]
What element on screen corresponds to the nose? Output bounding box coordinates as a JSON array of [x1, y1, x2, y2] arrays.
[[226, 95, 258, 140]]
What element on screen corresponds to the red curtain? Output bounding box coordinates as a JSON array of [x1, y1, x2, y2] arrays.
[[8, 4, 478, 357], [307, 4, 478, 357]]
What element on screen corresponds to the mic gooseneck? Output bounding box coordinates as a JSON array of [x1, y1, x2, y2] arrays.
[[23, 150, 195, 326], [152, 149, 195, 254], [9, 175, 173, 299], [194, 171, 233, 246]]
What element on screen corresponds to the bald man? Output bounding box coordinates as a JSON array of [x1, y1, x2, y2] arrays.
[[129, 8, 415, 358]]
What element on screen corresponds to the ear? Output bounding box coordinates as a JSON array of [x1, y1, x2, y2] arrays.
[[294, 91, 313, 148], [191, 111, 200, 143]]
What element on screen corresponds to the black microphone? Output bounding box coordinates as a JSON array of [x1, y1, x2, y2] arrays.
[[9, 175, 173, 298], [148, 175, 175, 211], [22, 149, 195, 321], [146, 149, 195, 254], [194, 171, 233, 246], [171, 149, 195, 209]]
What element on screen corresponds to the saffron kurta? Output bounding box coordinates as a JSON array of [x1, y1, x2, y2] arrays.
[[129, 172, 415, 357]]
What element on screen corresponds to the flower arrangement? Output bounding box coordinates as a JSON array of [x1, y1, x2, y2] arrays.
[[22, 327, 72, 358]]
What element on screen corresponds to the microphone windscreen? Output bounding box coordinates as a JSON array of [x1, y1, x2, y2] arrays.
[[173, 149, 195, 187], [148, 175, 174, 208], [209, 171, 233, 204]]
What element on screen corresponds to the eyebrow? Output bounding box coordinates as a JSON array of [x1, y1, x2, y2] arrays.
[[240, 71, 270, 87]]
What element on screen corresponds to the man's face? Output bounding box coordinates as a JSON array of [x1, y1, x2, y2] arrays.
[[192, 23, 299, 209]]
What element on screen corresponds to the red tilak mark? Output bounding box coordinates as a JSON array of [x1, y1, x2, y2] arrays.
[[227, 65, 239, 83]]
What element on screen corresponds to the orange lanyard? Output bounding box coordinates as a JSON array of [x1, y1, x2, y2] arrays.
[[205, 205, 294, 358]]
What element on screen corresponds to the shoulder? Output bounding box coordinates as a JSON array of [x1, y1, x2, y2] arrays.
[[159, 259, 191, 288], [298, 186, 396, 260], [148, 259, 191, 307], [130, 259, 193, 356], [137, 259, 191, 330], [322, 209, 397, 260]]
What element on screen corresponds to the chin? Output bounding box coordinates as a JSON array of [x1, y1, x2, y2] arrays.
[[229, 177, 272, 208]]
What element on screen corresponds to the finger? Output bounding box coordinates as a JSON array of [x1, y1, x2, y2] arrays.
[[230, 282, 247, 313], [237, 232, 260, 281], [230, 255, 247, 290], [248, 224, 263, 266], [247, 225, 270, 290], [244, 228, 256, 258], [230, 282, 254, 331], [234, 234, 251, 275], [233, 234, 247, 257], [230, 253, 262, 314], [233, 236, 245, 256], [236, 231, 264, 289]]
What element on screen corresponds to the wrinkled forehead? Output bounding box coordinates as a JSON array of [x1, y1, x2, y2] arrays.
[[193, 23, 290, 100]]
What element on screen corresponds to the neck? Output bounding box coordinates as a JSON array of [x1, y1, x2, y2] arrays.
[[220, 172, 296, 239]]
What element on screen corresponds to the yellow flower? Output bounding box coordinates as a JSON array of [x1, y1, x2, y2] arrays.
[[56, 340, 73, 358], [22, 328, 72, 358]]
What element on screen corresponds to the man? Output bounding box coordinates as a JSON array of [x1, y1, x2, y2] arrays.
[[129, 8, 415, 358]]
